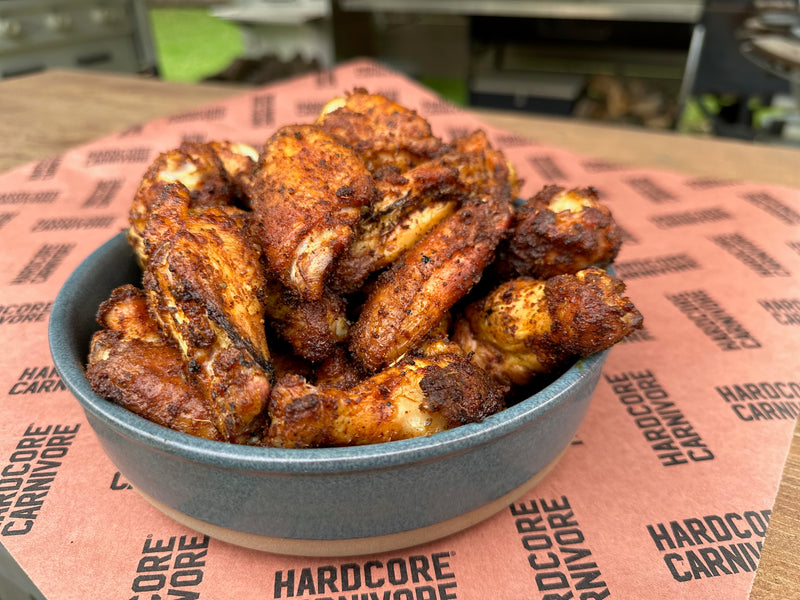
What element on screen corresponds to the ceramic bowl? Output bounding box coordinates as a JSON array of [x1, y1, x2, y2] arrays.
[[49, 232, 609, 556]]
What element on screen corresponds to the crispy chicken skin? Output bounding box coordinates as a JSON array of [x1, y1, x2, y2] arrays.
[[452, 268, 643, 386], [313, 345, 367, 390], [503, 185, 621, 279], [86, 285, 224, 441], [331, 159, 464, 294], [128, 141, 258, 266], [348, 131, 515, 372], [267, 343, 505, 448], [251, 124, 376, 301], [262, 278, 349, 363], [446, 130, 522, 199], [317, 89, 446, 174], [142, 184, 273, 443]]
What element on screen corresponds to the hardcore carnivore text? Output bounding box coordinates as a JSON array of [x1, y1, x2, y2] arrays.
[[510, 496, 609, 599], [647, 510, 770, 582], [273, 553, 458, 600], [0, 423, 79, 536]]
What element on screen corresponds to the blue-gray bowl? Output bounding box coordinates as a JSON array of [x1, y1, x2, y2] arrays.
[[48, 232, 608, 556]]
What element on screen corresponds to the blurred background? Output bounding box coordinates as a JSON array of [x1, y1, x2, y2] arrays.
[[1, 0, 799, 144]]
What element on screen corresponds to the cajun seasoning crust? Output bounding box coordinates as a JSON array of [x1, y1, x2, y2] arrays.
[[251, 124, 376, 302], [95, 284, 159, 339], [452, 269, 643, 388], [546, 267, 643, 356], [418, 360, 506, 425], [317, 88, 446, 174], [86, 332, 224, 442], [504, 185, 622, 279]]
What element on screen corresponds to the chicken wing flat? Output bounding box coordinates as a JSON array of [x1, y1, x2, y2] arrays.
[[317, 88, 446, 174], [129, 141, 258, 266], [267, 343, 505, 448], [452, 268, 643, 387], [250, 124, 376, 301], [143, 185, 273, 443], [86, 285, 224, 441], [348, 132, 516, 372], [330, 159, 464, 294], [503, 185, 621, 279]]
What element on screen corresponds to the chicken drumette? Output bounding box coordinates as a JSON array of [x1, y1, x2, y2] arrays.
[[501, 185, 621, 279], [453, 268, 643, 387], [86, 285, 224, 441], [267, 342, 505, 448], [250, 124, 376, 302]]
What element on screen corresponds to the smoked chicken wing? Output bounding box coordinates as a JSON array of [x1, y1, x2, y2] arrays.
[[502, 185, 621, 279], [86, 285, 224, 441], [267, 342, 505, 448], [348, 131, 516, 372], [452, 268, 643, 387], [142, 184, 273, 443], [129, 141, 258, 266], [250, 124, 376, 301], [330, 159, 464, 294], [317, 88, 446, 174]]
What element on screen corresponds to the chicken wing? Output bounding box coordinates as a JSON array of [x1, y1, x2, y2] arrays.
[[330, 159, 464, 293], [452, 268, 643, 387], [348, 132, 516, 372], [142, 184, 273, 443], [502, 185, 621, 279], [129, 140, 258, 265], [85, 285, 224, 441], [317, 88, 446, 174], [250, 124, 376, 301], [267, 342, 505, 448]]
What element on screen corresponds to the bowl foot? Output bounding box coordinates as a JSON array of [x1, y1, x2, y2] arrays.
[[134, 446, 569, 557]]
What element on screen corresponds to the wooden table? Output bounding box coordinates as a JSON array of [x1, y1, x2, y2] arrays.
[[1, 69, 798, 598]]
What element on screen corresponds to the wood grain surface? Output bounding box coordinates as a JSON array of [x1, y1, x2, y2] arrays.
[[1, 68, 798, 598]]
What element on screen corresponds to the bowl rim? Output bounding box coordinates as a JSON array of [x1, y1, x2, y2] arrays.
[[49, 232, 609, 474]]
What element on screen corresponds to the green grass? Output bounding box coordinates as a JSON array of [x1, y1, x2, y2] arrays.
[[148, 8, 244, 82], [419, 77, 468, 107]]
